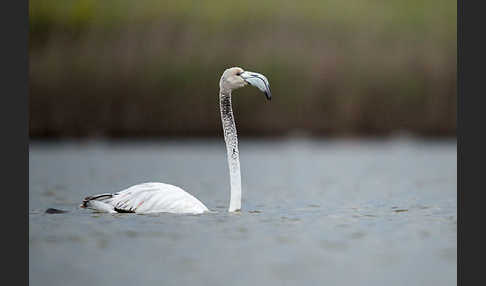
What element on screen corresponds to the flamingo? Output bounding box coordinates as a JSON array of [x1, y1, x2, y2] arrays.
[[80, 67, 271, 214]]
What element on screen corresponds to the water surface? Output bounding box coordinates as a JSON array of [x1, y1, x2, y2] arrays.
[[29, 138, 456, 286]]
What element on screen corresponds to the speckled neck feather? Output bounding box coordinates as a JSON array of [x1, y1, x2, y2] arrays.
[[219, 89, 241, 212]]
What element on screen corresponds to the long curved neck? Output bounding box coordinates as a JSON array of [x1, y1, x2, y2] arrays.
[[219, 88, 241, 212]]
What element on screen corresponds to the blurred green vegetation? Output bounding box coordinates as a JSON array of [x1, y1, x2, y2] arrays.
[[29, 0, 456, 137]]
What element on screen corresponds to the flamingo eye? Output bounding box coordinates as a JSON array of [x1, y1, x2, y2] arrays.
[[236, 71, 242, 76]]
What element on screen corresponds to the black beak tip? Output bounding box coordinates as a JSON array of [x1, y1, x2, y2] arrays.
[[265, 91, 272, 101]]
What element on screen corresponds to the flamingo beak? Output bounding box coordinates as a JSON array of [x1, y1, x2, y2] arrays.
[[240, 71, 272, 101]]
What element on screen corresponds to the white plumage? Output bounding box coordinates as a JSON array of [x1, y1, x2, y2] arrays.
[[82, 183, 208, 214], [81, 67, 271, 214]]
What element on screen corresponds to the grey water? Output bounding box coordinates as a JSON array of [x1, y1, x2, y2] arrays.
[[29, 138, 456, 286]]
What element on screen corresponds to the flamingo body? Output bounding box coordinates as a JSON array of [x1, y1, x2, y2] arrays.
[[81, 67, 271, 214], [82, 182, 209, 214]]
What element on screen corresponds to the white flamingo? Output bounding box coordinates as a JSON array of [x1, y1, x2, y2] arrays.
[[80, 67, 271, 214]]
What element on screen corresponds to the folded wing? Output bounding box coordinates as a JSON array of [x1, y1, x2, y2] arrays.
[[82, 182, 209, 214]]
